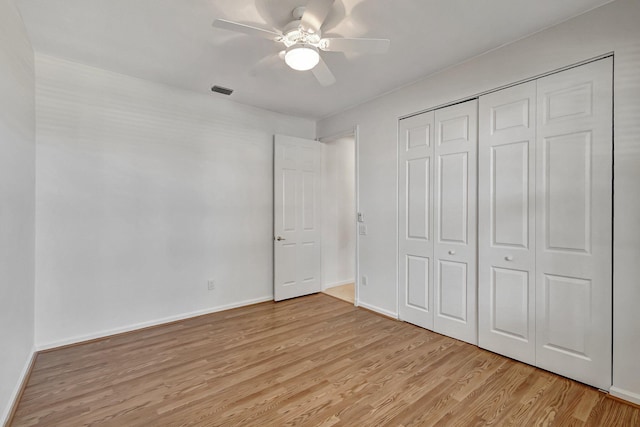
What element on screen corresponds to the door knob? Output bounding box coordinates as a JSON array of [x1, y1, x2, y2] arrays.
[[276, 236, 286, 241], [505, 255, 513, 261], [448, 250, 456, 255]]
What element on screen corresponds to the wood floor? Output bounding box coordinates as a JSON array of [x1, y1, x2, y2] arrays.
[[10, 294, 640, 426], [323, 283, 355, 304]]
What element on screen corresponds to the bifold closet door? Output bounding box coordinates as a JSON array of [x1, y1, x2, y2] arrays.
[[433, 100, 478, 345], [535, 58, 612, 390], [399, 100, 477, 344], [398, 100, 478, 344], [479, 57, 613, 389], [478, 82, 537, 364], [398, 111, 435, 330]]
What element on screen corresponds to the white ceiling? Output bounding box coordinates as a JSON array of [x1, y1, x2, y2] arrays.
[[16, 0, 612, 119]]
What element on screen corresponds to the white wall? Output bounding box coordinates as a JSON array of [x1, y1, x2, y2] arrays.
[[321, 136, 356, 289], [318, 0, 640, 404], [34, 55, 315, 349], [0, 0, 36, 423]]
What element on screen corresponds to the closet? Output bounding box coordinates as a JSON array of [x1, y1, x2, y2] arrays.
[[398, 57, 613, 389]]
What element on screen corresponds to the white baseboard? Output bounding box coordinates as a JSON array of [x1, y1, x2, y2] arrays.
[[610, 386, 640, 406], [36, 296, 273, 351], [357, 301, 398, 320], [1, 347, 36, 427], [322, 280, 355, 291]]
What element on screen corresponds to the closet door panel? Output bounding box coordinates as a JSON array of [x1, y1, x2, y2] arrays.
[[535, 58, 613, 390], [407, 158, 430, 240], [434, 99, 477, 345], [398, 112, 435, 330], [491, 267, 529, 339], [492, 141, 530, 247], [543, 132, 591, 252], [438, 152, 468, 244], [438, 260, 468, 321], [478, 81, 536, 364]]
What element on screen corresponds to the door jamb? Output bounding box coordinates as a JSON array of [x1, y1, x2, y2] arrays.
[[318, 126, 360, 306]]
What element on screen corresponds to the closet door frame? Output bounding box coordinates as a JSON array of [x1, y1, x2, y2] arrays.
[[397, 55, 613, 390]]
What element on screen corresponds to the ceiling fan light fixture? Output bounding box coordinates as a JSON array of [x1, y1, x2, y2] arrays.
[[284, 44, 320, 71]]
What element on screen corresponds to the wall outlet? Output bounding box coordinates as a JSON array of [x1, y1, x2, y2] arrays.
[[361, 275, 368, 286], [207, 280, 215, 291]]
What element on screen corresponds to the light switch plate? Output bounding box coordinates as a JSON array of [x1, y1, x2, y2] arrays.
[[359, 224, 367, 235]]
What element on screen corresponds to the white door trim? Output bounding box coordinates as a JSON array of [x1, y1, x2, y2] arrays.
[[398, 53, 613, 122], [319, 126, 360, 306]]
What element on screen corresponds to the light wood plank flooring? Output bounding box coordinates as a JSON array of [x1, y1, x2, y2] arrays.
[[10, 294, 640, 426], [323, 283, 355, 304]]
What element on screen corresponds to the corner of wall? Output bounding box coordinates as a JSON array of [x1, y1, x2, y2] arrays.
[[0, 0, 37, 422], [1, 347, 37, 427]]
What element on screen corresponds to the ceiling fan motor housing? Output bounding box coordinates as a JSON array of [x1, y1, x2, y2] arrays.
[[282, 19, 322, 47]]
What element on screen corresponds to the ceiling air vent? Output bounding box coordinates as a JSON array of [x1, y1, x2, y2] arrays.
[[211, 85, 233, 96]]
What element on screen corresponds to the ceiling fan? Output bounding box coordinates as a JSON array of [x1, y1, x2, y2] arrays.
[[212, 0, 390, 86]]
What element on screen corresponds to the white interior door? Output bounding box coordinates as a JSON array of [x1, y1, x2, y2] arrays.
[[478, 81, 537, 364], [274, 134, 321, 301], [535, 58, 613, 389], [433, 100, 478, 345], [398, 111, 435, 330]]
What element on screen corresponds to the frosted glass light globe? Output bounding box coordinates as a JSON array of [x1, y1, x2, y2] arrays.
[[285, 44, 320, 71]]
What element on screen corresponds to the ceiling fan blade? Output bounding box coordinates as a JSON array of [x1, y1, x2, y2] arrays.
[[300, 0, 335, 34], [311, 56, 336, 87], [320, 38, 390, 54], [212, 19, 281, 41]]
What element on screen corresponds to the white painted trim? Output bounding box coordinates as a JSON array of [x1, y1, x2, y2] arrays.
[[610, 386, 640, 406], [322, 280, 355, 291], [35, 296, 273, 351], [1, 347, 36, 427], [318, 126, 360, 308], [394, 114, 400, 319], [354, 125, 360, 309], [318, 127, 356, 143], [397, 53, 613, 121], [358, 301, 399, 320]]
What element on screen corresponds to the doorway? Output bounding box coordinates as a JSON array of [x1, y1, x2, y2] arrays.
[[320, 130, 358, 305]]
